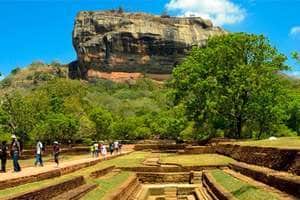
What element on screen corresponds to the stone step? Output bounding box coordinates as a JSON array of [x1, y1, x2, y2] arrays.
[[165, 187, 177, 200], [51, 183, 97, 200]]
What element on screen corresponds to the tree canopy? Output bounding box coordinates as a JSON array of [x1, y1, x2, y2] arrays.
[[171, 33, 289, 139]]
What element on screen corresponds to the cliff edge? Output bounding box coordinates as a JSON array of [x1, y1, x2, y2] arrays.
[[70, 10, 225, 79]]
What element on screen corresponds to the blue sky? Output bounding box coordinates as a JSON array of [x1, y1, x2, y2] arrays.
[[0, 0, 299, 78]]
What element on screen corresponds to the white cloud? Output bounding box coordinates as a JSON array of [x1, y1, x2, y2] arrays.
[[165, 0, 246, 26], [290, 26, 300, 37], [286, 71, 300, 78]]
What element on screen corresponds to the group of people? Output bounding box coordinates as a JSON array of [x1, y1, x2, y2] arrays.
[[0, 135, 124, 174], [0, 135, 61, 173], [91, 140, 122, 159], [0, 135, 22, 173], [33, 140, 60, 168]]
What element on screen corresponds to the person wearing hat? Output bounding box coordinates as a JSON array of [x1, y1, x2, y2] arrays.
[[10, 135, 21, 172], [53, 141, 60, 167]]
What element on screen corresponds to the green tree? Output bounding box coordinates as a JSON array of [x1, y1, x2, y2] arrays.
[[111, 117, 137, 140], [1, 92, 36, 141], [31, 113, 79, 142], [89, 107, 112, 140], [292, 51, 299, 62], [171, 33, 288, 139]]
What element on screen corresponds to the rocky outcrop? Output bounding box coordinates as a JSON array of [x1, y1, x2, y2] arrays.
[[70, 11, 225, 79]]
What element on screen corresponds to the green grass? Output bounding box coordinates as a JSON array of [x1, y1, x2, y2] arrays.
[[159, 154, 234, 166], [211, 170, 279, 200], [102, 151, 150, 167], [82, 171, 132, 200], [233, 137, 300, 149], [0, 151, 150, 199]]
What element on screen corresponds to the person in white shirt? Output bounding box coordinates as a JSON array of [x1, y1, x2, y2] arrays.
[[35, 140, 44, 167], [100, 143, 107, 159], [114, 141, 119, 154]]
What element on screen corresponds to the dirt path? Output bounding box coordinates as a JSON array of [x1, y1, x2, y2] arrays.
[[0, 151, 131, 182], [224, 169, 298, 200]]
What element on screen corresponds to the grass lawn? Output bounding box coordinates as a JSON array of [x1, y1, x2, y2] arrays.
[[82, 171, 132, 200], [159, 154, 234, 166], [0, 151, 150, 199], [210, 170, 279, 200], [232, 137, 300, 149]]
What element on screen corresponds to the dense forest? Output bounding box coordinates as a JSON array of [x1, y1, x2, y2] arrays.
[[1, 33, 300, 145]]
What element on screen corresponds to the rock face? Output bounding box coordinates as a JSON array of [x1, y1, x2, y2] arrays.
[[70, 11, 225, 79]]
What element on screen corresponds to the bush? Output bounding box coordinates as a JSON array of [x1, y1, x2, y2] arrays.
[[11, 67, 21, 75], [274, 125, 297, 137], [134, 127, 151, 139]]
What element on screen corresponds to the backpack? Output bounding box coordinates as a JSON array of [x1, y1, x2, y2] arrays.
[[41, 143, 45, 152]]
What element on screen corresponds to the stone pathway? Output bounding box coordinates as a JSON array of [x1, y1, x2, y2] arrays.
[[0, 151, 130, 182]]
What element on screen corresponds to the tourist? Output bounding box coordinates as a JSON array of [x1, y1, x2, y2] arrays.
[[100, 143, 107, 160], [53, 141, 60, 167], [34, 140, 44, 167], [109, 142, 114, 155], [10, 135, 21, 172], [0, 141, 8, 173], [90, 143, 95, 157], [94, 142, 99, 157], [119, 142, 123, 154], [114, 140, 119, 154]]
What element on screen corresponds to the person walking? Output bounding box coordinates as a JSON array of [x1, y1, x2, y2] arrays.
[[34, 140, 44, 167], [11, 135, 21, 172], [90, 143, 95, 157], [100, 143, 107, 160], [0, 141, 8, 172], [53, 141, 60, 167], [109, 142, 114, 155], [114, 140, 119, 154], [119, 142, 123, 154], [94, 142, 99, 158]]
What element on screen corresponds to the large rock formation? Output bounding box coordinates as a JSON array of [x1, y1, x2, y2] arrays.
[[70, 10, 225, 79]]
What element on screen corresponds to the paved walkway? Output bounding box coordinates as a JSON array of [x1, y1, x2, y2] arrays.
[[0, 151, 131, 182]]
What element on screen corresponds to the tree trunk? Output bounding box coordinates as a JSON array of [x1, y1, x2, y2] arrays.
[[236, 114, 242, 139], [258, 123, 264, 139]]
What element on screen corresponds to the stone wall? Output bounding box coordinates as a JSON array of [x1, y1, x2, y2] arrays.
[[229, 162, 300, 198], [134, 144, 187, 151], [5, 176, 85, 200], [202, 172, 238, 200], [137, 172, 191, 183], [181, 146, 216, 154], [107, 175, 140, 200], [90, 165, 115, 178], [216, 144, 299, 174]]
